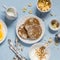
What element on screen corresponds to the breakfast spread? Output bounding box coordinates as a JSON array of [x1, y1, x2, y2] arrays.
[[37, 0, 51, 12], [18, 17, 42, 40], [0, 0, 60, 60]]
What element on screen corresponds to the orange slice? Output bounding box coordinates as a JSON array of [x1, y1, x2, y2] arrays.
[[0, 22, 3, 30], [0, 30, 4, 41]]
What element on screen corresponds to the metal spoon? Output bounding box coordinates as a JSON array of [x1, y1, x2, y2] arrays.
[[8, 39, 27, 60]]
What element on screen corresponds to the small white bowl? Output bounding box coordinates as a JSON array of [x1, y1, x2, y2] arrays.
[[37, 0, 52, 13], [16, 15, 45, 44], [29, 43, 50, 60], [0, 20, 7, 44], [5, 7, 18, 20], [49, 20, 60, 31]]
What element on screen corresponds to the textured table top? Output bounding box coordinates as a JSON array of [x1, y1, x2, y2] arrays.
[[0, 0, 60, 60]]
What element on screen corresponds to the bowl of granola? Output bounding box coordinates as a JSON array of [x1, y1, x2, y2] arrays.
[[37, 0, 52, 13], [29, 43, 50, 60]]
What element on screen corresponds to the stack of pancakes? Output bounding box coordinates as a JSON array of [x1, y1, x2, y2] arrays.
[[18, 18, 42, 40]]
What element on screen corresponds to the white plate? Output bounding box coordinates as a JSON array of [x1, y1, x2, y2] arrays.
[[0, 20, 7, 44], [29, 43, 50, 60], [16, 15, 45, 44]]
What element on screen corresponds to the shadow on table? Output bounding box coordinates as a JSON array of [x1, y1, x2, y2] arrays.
[[3, 17, 17, 27], [48, 26, 57, 34], [54, 34, 60, 43], [35, 8, 50, 20], [0, 33, 7, 46], [55, 38, 60, 43]]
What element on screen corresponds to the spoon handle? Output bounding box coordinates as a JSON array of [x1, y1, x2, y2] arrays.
[[8, 39, 22, 59], [10, 46, 21, 60], [8, 39, 27, 60]]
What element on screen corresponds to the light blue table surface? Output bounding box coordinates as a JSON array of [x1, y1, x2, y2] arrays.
[[0, 0, 60, 60]]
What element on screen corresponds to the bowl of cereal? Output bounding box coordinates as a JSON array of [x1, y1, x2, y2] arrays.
[[37, 0, 51, 13]]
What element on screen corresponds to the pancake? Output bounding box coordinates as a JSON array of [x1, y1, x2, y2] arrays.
[[25, 25, 42, 40], [25, 18, 40, 26], [18, 24, 28, 39]]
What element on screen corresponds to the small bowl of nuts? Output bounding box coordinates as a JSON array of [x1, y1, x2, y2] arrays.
[[49, 19, 60, 31], [37, 0, 51, 13]]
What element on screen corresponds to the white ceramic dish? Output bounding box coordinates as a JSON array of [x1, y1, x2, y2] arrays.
[[5, 7, 18, 20], [37, 0, 52, 13], [29, 43, 50, 60], [0, 20, 7, 44], [49, 20, 60, 31], [16, 15, 45, 44]]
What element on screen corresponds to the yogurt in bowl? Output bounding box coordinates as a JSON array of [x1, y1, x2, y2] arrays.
[[29, 43, 50, 60]]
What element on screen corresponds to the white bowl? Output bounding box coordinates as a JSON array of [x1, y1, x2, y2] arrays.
[[37, 0, 52, 13], [0, 20, 7, 44], [49, 20, 60, 31], [16, 15, 45, 44], [29, 43, 50, 60]]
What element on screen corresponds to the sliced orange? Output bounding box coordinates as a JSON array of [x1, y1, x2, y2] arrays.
[[0, 22, 3, 30], [0, 30, 4, 41]]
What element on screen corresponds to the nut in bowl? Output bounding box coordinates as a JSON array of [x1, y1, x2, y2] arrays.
[[49, 19, 60, 31], [37, 0, 51, 13], [16, 15, 45, 44], [29, 43, 50, 60]]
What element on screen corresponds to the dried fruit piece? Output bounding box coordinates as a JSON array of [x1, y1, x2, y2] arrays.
[[22, 7, 27, 12], [28, 3, 32, 7], [48, 38, 52, 43], [28, 10, 32, 14]]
